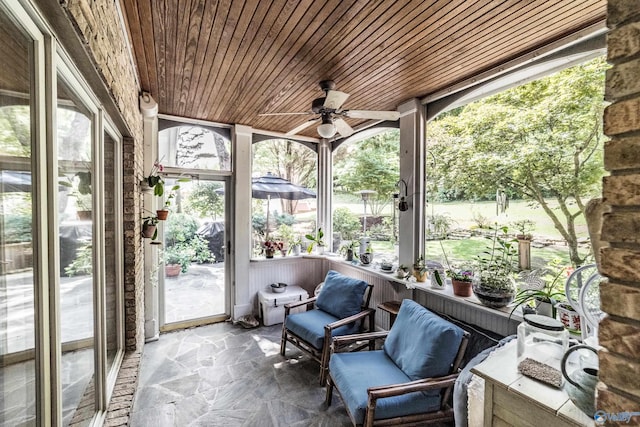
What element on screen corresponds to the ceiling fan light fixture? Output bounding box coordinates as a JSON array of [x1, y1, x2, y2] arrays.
[[317, 116, 336, 138]]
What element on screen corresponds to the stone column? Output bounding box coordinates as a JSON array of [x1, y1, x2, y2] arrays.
[[598, 0, 640, 414]]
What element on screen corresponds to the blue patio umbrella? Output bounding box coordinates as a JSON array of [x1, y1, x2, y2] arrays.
[[251, 172, 316, 236]]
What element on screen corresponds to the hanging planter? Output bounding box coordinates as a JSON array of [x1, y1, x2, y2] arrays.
[[142, 224, 157, 239], [156, 209, 169, 220]]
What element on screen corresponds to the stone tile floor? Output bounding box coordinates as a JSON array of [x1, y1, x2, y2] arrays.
[[130, 321, 354, 426]]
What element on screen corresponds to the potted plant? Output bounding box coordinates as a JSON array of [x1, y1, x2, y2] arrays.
[[395, 264, 411, 279], [360, 242, 373, 265], [288, 236, 303, 256], [262, 237, 284, 258], [60, 169, 93, 219], [473, 225, 518, 308], [157, 177, 190, 220], [339, 240, 360, 261], [164, 243, 192, 275], [305, 227, 325, 254], [439, 241, 473, 296], [413, 255, 428, 282], [142, 215, 159, 239], [145, 160, 165, 196], [511, 219, 535, 241], [510, 265, 567, 318]]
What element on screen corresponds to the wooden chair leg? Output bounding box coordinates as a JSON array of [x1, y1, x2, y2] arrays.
[[320, 327, 332, 385], [325, 374, 334, 406], [280, 326, 288, 357]]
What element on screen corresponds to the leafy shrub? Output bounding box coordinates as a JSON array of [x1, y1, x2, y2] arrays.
[[333, 207, 361, 240], [64, 241, 92, 276], [472, 211, 491, 229], [190, 235, 215, 263], [274, 212, 295, 226], [252, 213, 266, 234], [164, 243, 193, 273], [427, 213, 455, 237], [4, 214, 32, 243], [165, 213, 199, 245]]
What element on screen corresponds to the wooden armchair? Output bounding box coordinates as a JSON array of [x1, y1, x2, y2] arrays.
[[280, 270, 375, 385], [326, 299, 469, 426]]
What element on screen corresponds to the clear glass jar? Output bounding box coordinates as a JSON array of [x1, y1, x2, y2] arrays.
[[517, 314, 569, 373]]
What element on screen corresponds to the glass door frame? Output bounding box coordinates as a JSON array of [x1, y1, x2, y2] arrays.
[[158, 172, 232, 331]]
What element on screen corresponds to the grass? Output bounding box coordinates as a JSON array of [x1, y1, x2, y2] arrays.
[[369, 237, 584, 269]]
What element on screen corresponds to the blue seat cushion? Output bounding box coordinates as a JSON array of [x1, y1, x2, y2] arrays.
[[315, 270, 368, 319], [383, 299, 464, 381], [330, 350, 441, 424], [285, 309, 360, 350]]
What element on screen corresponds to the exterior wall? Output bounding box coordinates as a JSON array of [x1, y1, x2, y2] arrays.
[[59, 0, 145, 352], [599, 0, 640, 414]]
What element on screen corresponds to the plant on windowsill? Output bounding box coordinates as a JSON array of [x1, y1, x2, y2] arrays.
[[510, 262, 567, 318], [288, 236, 303, 256], [473, 225, 518, 308], [305, 227, 325, 254], [412, 255, 428, 282], [360, 242, 373, 265], [439, 241, 473, 297], [339, 240, 360, 262], [262, 237, 284, 259]]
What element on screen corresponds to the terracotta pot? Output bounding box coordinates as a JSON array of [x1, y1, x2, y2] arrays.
[[156, 209, 169, 220], [165, 264, 181, 277], [451, 279, 473, 297], [141, 224, 156, 239]]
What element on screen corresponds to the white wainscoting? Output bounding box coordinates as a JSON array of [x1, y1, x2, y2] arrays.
[[248, 256, 520, 336], [248, 256, 327, 314]]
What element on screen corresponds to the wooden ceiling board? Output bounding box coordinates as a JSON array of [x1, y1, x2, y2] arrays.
[[121, 0, 607, 137]]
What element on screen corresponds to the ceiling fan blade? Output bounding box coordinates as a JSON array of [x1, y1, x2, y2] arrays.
[[259, 111, 314, 116], [323, 90, 349, 110], [343, 110, 400, 121], [334, 118, 354, 137], [286, 118, 320, 136]]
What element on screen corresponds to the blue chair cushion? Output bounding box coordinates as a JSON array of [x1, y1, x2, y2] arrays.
[[285, 309, 360, 350], [383, 299, 464, 381], [330, 350, 441, 424], [315, 270, 368, 319]]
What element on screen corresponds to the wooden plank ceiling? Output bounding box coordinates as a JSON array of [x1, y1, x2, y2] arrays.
[[121, 0, 606, 138]]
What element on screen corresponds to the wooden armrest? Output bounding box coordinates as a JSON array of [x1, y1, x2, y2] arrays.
[[331, 331, 389, 353], [284, 296, 317, 315], [325, 308, 375, 330], [367, 373, 459, 399]]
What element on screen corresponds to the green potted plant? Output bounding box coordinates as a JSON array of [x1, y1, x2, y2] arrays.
[[439, 241, 473, 296], [510, 264, 567, 318], [305, 227, 325, 254], [412, 255, 428, 282], [360, 242, 373, 265], [339, 240, 360, 261], [164, 243, 192, 275], [288, 236, 303, 256], [473, 225, 518, 308], [142, 215, 159, 239]]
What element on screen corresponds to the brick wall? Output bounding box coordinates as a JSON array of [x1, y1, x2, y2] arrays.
[[59, 0, 146, 353], [598, 0, 640, 415]]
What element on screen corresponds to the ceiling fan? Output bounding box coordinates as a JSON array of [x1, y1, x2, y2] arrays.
[[259, 80, 401, 139]]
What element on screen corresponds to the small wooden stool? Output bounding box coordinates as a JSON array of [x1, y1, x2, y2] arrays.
[[377, 300, 401, 328]]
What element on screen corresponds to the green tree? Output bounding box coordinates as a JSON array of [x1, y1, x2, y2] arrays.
[[429, 58, 607, 266], [185, 182, 224, 220], [333, 129, 400, 215], [253, 139, 317, 214]]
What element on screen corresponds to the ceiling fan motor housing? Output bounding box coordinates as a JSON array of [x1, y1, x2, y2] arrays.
[[311, 97, 327, 114]]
